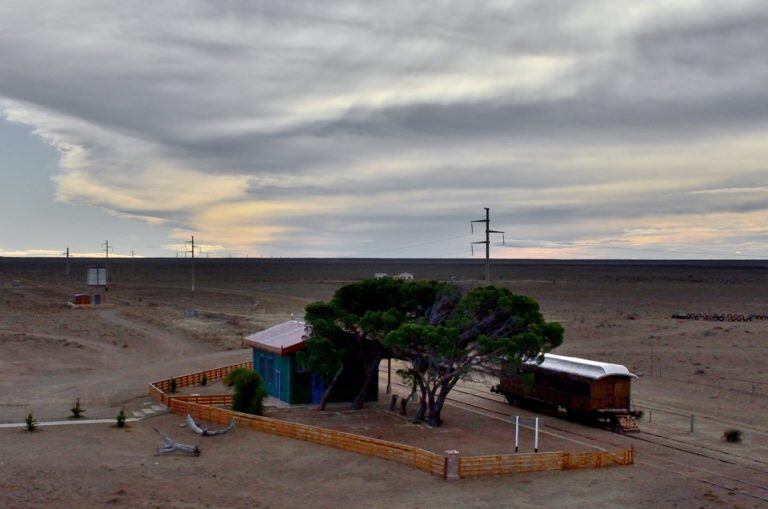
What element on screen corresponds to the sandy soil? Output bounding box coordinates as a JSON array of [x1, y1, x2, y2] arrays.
[[0, 414, 707, 509], [1, 258, 767, 508], [268, 401, 597, 456]]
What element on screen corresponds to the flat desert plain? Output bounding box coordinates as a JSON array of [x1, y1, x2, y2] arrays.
[[1, 258, 767, 508]]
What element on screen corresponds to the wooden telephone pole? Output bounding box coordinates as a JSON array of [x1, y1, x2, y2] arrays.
[[471, 208, 505, 283]]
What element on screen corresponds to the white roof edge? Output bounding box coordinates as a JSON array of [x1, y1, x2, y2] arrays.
[[528, 353, 637, 380], [243, 320, 306, 349]]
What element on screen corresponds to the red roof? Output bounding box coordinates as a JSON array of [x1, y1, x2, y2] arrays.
[[243, 320, 307, 355]]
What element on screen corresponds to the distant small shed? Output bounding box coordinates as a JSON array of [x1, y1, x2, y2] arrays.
[[71, 294, 91, 305], [244, 321, 378, 405], [394, 272, 414, 281]]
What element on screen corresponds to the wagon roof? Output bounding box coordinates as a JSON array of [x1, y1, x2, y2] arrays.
[[244, 320, 306, 355], [530, 353, 637, 380]]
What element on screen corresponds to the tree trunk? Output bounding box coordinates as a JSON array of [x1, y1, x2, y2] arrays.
[[413, 382, 427, 423], [318, 366, 343, 411], [426, 378, 457, 427], [351, 358, 379, 410], [426, 387, 441, 426]]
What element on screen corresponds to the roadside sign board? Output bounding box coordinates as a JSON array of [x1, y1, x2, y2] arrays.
[[87, 267, 107, 286]]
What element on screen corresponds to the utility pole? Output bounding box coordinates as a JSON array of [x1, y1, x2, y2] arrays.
[[65, 247, 70, 275], [185, 235, 197, 293], [102, 240, 112, 287], [471, 207, 505, 283]]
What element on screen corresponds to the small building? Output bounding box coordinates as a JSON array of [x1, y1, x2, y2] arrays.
[[244, 320, 378, 405], [393, 272, 414, 281], [374, 272, 388, 279], [71, 294, 91, 305]]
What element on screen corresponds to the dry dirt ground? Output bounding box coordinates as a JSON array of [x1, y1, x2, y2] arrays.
[[1, 258, 767, 508]]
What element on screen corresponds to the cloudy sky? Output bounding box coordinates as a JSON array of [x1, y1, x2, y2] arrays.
[[1, 1, 767, 258]]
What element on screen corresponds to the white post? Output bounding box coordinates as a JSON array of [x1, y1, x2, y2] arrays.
[[445, 450, 460, 480], [514, 416, 519, 453], [534, 417, 539, 453]]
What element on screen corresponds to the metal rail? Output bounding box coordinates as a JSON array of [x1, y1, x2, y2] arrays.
[[381, 369, 768, 503]]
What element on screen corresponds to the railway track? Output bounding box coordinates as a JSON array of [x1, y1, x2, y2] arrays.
[[380, 369, 768, 504], [633, 397, 768, 436], [449, 380, 768, 469]]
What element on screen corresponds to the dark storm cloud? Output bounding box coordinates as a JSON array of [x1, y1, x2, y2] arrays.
[[1, 0, 767, 257]]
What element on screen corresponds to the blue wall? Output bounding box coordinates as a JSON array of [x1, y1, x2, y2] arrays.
[[252, 349, 292, 402], [251, 348, 379, 405]]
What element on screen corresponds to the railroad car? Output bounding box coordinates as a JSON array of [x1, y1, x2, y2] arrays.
[[492, 353, 640, 431]]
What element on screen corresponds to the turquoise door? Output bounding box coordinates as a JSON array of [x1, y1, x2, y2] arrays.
[[275, 369, 281, 400], [311, 374, 325, 404]]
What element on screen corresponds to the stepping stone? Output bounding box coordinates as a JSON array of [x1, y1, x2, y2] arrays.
[[141, 408, 155, 415], [150, 405, 167, 412], [132, 411, 145, 418]]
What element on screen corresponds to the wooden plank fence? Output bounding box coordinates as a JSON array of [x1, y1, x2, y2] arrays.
[[149, 361, 252, 404], [149, 362, 633, 479], [170, 398, 446, 477], [459, 449, 633, 478]]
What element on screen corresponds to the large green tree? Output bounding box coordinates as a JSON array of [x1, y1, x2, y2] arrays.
[[384, 286, 563, 426], [299, 278, 446, 409], [300, 280, 563, 424]]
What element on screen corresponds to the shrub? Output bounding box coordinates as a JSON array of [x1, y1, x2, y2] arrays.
[[116, 408, 127, 428], [723, 429, 742, 443], [25, 412, 37, 432], [224, 368, 268, 415], [70, 398, 85, 418], [200, 374, 208, 387], [169, 378, 177, 393]]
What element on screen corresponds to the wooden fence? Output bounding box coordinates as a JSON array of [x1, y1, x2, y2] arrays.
[[171, 398, 446, 477], [149, 362, 633, 479], [459, 449, 634, 478], [149, 361, 252, 404]]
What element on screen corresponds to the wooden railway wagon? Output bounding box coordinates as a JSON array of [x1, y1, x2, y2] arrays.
[[492, 354, 640, 431]]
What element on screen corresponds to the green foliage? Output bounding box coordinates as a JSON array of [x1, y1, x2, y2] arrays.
[[116, 408, 126, 428], [302, 279, 564, 423], [200, 374, 208, 387], [386, 286, 563, 371], [301, 278, 447, 408], [169, 378, 177, 393], [384, 285, 564, 426], [724, 429, 742, 443], [25, 412, 37, 432], [296, 334, 346, 382], [225, 368, 268, 415], [70, 398, 85, 419]]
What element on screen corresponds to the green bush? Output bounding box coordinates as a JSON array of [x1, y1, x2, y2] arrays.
[[70, 398, 85, 418], [25, 412, 37, 432], [224, 368, 268, 415], [116, 408, 127, 428], [169, 378, 177, 393], [200, 374, 208, 387], [724, 429, 742, 443]]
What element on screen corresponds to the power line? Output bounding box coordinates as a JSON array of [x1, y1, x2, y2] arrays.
[[353, 234, 469, 257], [497, 238, 767, 259], [471, 207, 505, 282]]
